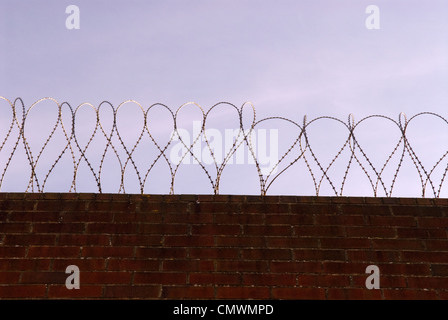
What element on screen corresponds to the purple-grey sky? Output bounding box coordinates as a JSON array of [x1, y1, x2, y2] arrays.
[[1, 0, 448, 196]]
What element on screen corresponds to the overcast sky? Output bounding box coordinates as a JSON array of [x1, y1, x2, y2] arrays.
[[1, 0, 447, 196]]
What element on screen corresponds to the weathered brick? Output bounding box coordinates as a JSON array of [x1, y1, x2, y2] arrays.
[[0, 285, 46, 298], [47, 285, 103, 298], [190, 273, 241, 285], [271, 287, 325, 299], [216, 286, 270, 299], [134, 272, 186, 285], [162, 286, 214, 299]]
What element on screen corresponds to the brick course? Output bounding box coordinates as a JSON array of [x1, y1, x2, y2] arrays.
[[0, 193, 447, 299]]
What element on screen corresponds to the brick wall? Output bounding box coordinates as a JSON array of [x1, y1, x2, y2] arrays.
[[0, 193, 447, 299]]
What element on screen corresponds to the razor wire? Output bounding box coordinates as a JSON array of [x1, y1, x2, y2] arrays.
[[0, 96, 447, 197]]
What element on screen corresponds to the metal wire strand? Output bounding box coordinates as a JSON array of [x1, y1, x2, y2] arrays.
[[0, 96, 446, 197]]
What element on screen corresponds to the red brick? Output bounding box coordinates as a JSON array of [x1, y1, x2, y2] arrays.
[[1, 200, 36, 212], [104, 285, 161, 298], [265, 213, 314, 225], [369, 216, 416, 227], [32, 223, 85, 233], [4, 234, 57, 245], [295, 196, 318, 204], [8, 211, 59, 221], [77, 194, 96, 200], [271, 287, 326, 299], [217, 261, 269, 272], [346, 250, 400, 262], [242, 274, 296, 286], [241, 203, 266, 214], [216, 286, 270, 299], [188, 248, 239, 259], [346, 226, 396, 238], [295, 226, 345, 237], [81, 272, 132, 284], [134, 272, 186, 285], [351, 274, 407, 288], [0, 223, 32, 233], [47, 285, 103, 298], [320, 238, 371, 249], [389, 206, 421, 216], [266, 237, 319, 248], [431, 264, 448, 276], [270, 261, 322, 273], [111, 235, 162, 246], [0, 272, 20, 284], [402, 251, 448, 263], [371, 239, 425, 250], [322, 262, 368, 274], [382, 289, 438, 300], [197, 195, 227, 202], [397, 228, 447, 239], [334, 197, 365, 204], [214, 213, 264, 225], [0, 285, 46, 298], [425, 240, 448, 250], [108, 201, 136, 212], [60, 212, 114, 222], [327, 288, 382, 300], [298, 274, 350, 287], [216, 236, 265, 247], [107, 259, 160, 271], [52, 259, 106, 271], [189, 273, 240, 285], [379, 263, 431, 276], [36, 201, 64, 212], [86, 201, 112, 212], [58, 234, 110, 246], [291, 204, 337, 215], [241, 249, 291, 260], [341, 205, 390, 215], [163, 286, 214, 299], [244, 225, 292, 236], [198, 202, 232, 213], [0, 259, 51, 271], [28, 246, 80, 258], [293, 249, 346, 261], [20, 271, 66, 284], [162, 260, 214, 272], [5, 193, 26, 200], [139, 224, 188, 234], [82, 247, 133, 258], [316, 215, 365, 226], [135, 248, 187, 259], [438, 291, 448, 300], [87, 223, 138, 234], [264, 203, 290, 214], [191, 225, 241, 235], [115, 212, 162, 223], [141, 195, 164, 202], [164, 235, 215, 247], [407, 277, 448, 289], [58, 200, 86, 211], [418, 217, 448, 227], [165, 202, 191, 214], [399, 198, 417, 205]]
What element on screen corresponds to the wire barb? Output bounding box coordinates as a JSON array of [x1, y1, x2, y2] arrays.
[[0, 97, 447, 197]]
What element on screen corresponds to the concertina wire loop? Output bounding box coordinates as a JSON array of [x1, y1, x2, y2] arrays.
[[0, 97, 447, 197]]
